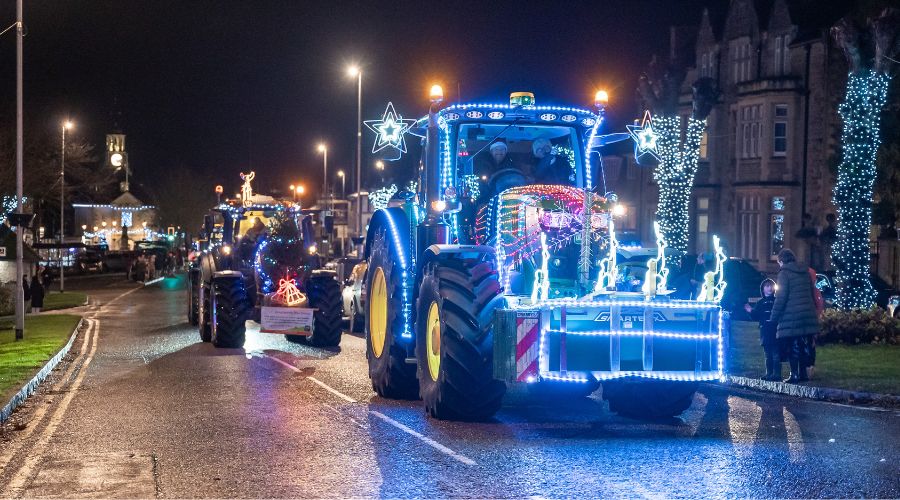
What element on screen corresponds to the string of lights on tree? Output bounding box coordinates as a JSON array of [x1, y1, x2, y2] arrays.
[[833, 70, 891, 309], [652, 115, 706, 254]]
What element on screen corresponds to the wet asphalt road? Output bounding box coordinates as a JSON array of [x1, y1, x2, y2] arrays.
[[0, 274, 898, 498]]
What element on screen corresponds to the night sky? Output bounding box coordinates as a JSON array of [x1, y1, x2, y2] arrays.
[[0, 0, 719, 199]]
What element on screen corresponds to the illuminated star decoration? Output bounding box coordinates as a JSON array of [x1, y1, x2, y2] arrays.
[[627, 110, 660, 162], [365, 102, 416, 160]]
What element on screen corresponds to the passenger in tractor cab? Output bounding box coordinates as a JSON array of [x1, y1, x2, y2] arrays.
[[531, 138, 572, 185], [474, 141, 515, 175]]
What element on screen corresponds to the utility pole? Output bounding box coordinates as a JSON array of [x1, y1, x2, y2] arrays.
[[60, 122, 72, 293], [355, 72, 362, 239], [15, 0, 24, 340]]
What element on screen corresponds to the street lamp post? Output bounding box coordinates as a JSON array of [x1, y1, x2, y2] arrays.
[[59, 120, 73, 293], [375, 160, 385, 184], [14, 0, 24, 339], [290, 184, 296, 202], [347, 65, 362, 238], [337, 170, 346, 198], [317, 143, 328, 202]]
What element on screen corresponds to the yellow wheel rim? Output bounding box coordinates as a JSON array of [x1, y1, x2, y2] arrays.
[[369, 267, 387, 358], [426, 301, 441, 382]]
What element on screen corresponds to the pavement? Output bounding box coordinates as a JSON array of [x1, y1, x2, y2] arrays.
[[0, 273, 897, 498]]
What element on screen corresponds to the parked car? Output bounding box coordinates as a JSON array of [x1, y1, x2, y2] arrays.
[[75, 249, 107, 274], [341, 261, 367, 332], [815, 271, 899, 310]]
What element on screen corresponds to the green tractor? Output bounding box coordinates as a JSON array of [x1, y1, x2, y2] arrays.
[[188, 189, 342, 348], [363, 90, 727, 420]]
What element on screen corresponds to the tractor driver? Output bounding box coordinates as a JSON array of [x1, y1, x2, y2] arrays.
[[475, 141, 525, 200]]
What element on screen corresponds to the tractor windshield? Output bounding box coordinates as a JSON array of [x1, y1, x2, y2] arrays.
[[457, 123, 582, 196]]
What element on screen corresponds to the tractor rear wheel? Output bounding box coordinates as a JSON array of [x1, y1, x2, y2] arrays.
[[210, 277, 250, 348], [366, 230, 418, 399], [188, 270, 200, 326], [416, 257, 506, 421], [198, 285, 212, 343], [305, 275, 343, 347], [602, 380, 697, 419]]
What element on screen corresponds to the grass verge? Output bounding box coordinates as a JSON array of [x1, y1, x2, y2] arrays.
[[730, 321, 900, 395], [0, 315, 82, 403], [43, 292, 87, 311]]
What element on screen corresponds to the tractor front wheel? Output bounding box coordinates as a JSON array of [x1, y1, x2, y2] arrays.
[[365, 230, 418, 399], [416, 257, 506, 421]]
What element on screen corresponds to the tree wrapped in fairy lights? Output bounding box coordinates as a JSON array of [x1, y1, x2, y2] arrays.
[[638, 63, 718, 254], [830, 9, 900, 309]]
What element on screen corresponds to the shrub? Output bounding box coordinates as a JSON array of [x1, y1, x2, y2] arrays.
[[0, 284, 13, 316], [818, 307, 900, 345]]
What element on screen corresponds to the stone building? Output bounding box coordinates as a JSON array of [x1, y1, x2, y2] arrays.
[[609, 0, 851, 273]]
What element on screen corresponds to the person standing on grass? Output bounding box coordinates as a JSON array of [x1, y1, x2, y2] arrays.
[[30, 275, 45, 313], [769, 248, 819, 383], [745, 278, 780, 380], [22, 273, 31, 301]]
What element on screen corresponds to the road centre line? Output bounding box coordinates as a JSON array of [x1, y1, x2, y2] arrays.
[[3, 318, 100, 496], [265, 354, 477, 466]]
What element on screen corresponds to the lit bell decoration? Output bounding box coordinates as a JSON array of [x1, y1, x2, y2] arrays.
[[274, 278, 304, 306]]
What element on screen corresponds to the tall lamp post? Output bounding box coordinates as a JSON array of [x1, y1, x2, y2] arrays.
[[347, 65, 362, 238], [337, 170, 346, 198], [317, 143, 328, 202], [59, 120, 73, 294], [14, 0, 24, 339]]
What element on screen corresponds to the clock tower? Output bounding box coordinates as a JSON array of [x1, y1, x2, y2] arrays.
[[106, 133, 130, 192]]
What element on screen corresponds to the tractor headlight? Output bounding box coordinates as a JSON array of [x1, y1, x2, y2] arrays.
[[221, 244, 232, 256], [308, 244, 317, 255]]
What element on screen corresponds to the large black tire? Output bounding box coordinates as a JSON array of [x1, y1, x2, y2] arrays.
[[416, 256, 506, 421], [366, 229, 418, 399], [210, 277, 250, 348], [188, 270, 200, 326], [198, 285, 212, 343], [305, 275, 343, 347], [602, 380, 697, 419]]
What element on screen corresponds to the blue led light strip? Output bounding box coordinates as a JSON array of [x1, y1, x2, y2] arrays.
[[383, 210, 413, 339]]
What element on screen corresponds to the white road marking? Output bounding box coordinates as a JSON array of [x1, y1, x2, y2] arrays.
[[0, 320, 95, 475], [3, 318, 100, 496], [265, 353, 477, 466]]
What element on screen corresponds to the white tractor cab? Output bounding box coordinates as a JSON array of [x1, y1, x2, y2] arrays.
[[363, 90, 727, 420]]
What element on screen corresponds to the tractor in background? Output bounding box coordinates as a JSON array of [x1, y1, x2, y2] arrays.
[[188, 180, 342, 348]]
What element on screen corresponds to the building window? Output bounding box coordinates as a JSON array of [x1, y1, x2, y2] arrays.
[[770, 196, 786, 259], [733, 40, 752, 83], [771, 196, 785, 211], [774, 35, 791, 75], [771, 214, 785, 257], [696, 196, 710, 252], [738, 195, 760, 261], [773, 104, 788, 156], [699, 130, 709, 159], [740, 105, 762, 159]]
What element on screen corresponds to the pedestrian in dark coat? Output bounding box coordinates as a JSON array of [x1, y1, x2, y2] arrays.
[[769, 248, 819, 383], [22, 274, 31, 302], [30, 275, 45, 313], [745, 278, 780, 380]]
